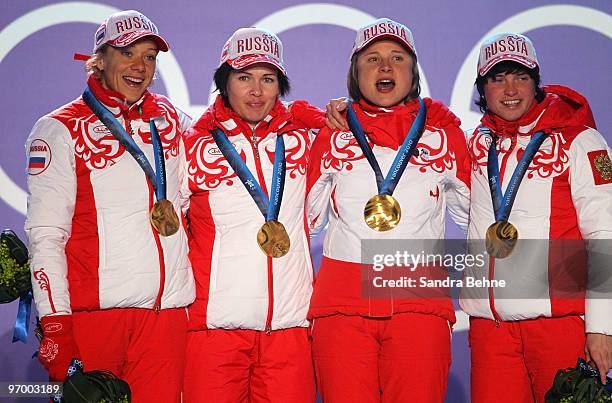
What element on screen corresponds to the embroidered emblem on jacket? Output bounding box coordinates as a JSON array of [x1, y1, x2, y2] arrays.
[[589, 150, 612, 185]]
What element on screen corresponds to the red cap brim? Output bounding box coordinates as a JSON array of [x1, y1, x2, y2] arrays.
[[478, 55, 538, 76], [107, 31, 169, 52], [353, 33, 416, 59], [228, 54, 286, 76]]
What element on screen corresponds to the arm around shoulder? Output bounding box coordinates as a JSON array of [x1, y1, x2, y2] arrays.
[[442, 121, 471, 233], [306, 127, 336, 235]]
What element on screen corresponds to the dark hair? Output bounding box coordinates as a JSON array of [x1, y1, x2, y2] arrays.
[[475, 60, 545, 113], [346, 48, 420, 104], [213, 62, 290, 106]]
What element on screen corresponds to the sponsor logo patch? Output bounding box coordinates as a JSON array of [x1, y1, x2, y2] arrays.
[[43, 322, 63, 334], [92, 124, 111, 134], [90, 124, 112, 141], [28, 139, 52, 175], [339, 132, 354, 141], [588, 150, 612, 185]]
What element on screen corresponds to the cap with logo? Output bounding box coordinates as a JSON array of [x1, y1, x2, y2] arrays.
[[351, 18, 417, 59], [219, 27, 286, 76], [478, 32, 538, 76], [93, 10, 169, 53]]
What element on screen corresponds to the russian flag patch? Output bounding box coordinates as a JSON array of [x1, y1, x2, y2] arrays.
[[27, 139, 52, 175], [28, 157, 46, 169]]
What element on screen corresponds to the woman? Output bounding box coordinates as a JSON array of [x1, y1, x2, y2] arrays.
[[183, 27, 316, 402], [25, 10, 194, 402], [307, 18, 470, 402], [461, 32, 612, 403]]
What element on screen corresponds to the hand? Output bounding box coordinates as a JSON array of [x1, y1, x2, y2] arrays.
[[585, 332, 612, 384], [287, 100, 325, 129], [423, 98, 461, 128], [38, 315, 81, 381], [325, 97, 349, 131]]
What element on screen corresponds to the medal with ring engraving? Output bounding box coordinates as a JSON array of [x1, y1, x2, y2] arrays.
[[150, 199, 180, 237], [485, 220, 518, 259], [257, 220, 291, 258], [364, 194, 401, 232]]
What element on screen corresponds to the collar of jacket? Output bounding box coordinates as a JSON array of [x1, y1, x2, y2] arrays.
[[481, 84, 596, 138], [352, 97, 424, 150], [86, 75, 164, 123], [192, 95, 296, 140]]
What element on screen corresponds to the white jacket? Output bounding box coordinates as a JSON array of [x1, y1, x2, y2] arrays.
[[25, 77, 195, 318], [306, 99, 470, 321], [459, 85, 612, 335], [184, 96, 312, 332]]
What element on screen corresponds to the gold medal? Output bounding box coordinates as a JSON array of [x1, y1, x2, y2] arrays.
[[257, 220, 290, 258], [150, 199, 180, 237], [485, 221, 518, 259], [363, 194, 401, 232]]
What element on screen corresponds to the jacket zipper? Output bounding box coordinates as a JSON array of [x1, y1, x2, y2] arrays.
[[488, 136, 515, 326], [152, 211, 166, 314], [251, 129, 260, 159], [488, 258, 502, 326], [249, 127, 274, 334], [126, 112, 165, 314]]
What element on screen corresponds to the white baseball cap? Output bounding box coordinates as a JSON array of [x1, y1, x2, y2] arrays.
[[219, 27, 286, 76], [351, 18, 417, 59], [478, 32, 538, 76], [93, 10, 169, 53]]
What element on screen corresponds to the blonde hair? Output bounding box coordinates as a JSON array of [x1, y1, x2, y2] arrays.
[[84, 44, 109, 80]]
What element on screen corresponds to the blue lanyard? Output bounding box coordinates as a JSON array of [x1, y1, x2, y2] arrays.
[[211, 129, 286, 221], [12, 290, 32, 343], [484, 127, 549, 221], [82, 87, 166, 201], [346, 97, 426, 195]]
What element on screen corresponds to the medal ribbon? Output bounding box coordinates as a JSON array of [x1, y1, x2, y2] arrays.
[[211, 129, 286, 221], [82, 87, 167, 201], [12, 290, 32, 343], [484, 127, 548, 221], [346, 97, 427, 195]]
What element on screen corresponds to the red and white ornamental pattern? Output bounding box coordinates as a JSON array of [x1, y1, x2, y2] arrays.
[[25, 77, 195, 318], [306, 99, 470, 321], [460, 86, 612, 336], [184, 97, 313, 332]]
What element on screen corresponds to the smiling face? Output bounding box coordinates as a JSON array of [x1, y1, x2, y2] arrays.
[[227, 63, 280, 128], [97, 38, 158, 104], [484, 71, 536, 121], [356, 40, 414, 108]]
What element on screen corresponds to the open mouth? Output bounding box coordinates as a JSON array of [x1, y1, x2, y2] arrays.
[[123, 76, 144, 87], [376, 79, 395, 93], [501, 99, 520, 107]]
